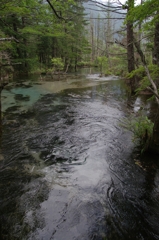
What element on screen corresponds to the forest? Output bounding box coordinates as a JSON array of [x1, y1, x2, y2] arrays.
[[0, 0, 158, 79]]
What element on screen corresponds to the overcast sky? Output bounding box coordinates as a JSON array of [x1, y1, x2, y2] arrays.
[[101, 0, 141, 5]]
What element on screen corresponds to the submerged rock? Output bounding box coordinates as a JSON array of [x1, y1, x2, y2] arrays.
[[14, 94, 30, 101]]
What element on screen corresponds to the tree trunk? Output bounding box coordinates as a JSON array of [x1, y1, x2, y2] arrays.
[[127, 0, 135, 92], [138, 0, 144, 48], [153, 18, 159, 66], [12, 15, 21, 59], [0, 92, 2, 139], [105, 0, 112, 69], [22, 17, 28, 75], [90, 14, 95, 62]]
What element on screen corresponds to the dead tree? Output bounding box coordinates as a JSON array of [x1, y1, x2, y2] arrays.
[[134, 36, 159, 106]]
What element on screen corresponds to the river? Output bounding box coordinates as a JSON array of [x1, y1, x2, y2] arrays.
[[1, 71, 159, 240]]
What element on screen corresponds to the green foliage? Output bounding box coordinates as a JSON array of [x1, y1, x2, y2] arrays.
[[51, 58, 64, 72], [129, 0, 159, 22], [96, 45, 127, 76], [97, 56, 108, 73], [0, 0, 89, 75], [105, 70, 112, 76], [127, 64, 159, 93], [127, 65, 145, 79], [77, 61, 94, 67], [126, 0, 159, 84], [110, 45, 127, 76], [122, 115, 154, 153], [26, 57, 39, 72]]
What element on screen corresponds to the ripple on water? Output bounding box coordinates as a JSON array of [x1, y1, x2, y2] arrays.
[[1, 76, 159, 240]]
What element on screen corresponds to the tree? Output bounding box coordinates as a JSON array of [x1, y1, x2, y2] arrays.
[[126, 0, 136, 92], [128, 0, 159, 65], [127, 0, 159, 104], [153, 12, 159, 66], [0, 0, 89, 75]]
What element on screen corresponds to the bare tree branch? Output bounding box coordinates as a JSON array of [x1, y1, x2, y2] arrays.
[[133, 36, 159, 105], [89, 0, 122, 9], [0, 62, 22, 67], [0, 37, 19, 43], [85, 7, 126, 15], [115, 39, 127, 48], [86, 17, 125, 20], [46, 0, 65, 20]]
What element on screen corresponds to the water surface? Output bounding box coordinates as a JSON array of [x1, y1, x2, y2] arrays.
[[1, 73, 159, 240]]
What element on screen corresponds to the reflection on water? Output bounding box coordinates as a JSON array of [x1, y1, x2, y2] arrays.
[[0, 73, 159, 240]]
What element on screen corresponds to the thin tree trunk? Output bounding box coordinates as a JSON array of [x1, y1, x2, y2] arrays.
[[153, 18, 159, 66], [127, 0, 135, 92], [105, 0, 112, 69], [138, 0, 143, 48], [0, 92, 2, 139], [65, 63, 69, 73], [22, 17, 28, 74], [91, 24, 94, 61], [12, 15, 21, 59], [90, 13, 94, 62]]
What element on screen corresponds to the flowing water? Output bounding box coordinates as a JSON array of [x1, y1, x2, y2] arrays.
[[1, 71, 159, 240]]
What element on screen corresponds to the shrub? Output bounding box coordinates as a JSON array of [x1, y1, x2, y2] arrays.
[[51, 58, 64, 72], [121, 115, 154, 153], [127, 64, 159, 93], [96, 56, 108, 73]]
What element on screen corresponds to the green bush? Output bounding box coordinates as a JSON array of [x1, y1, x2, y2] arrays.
[[121, 115, 154, 153], [51, 58, 64, 72], [127, 64, 159, 93], [95, 45, 127, 77], [96, 56, 108, 73], [127, 65, 145, 79]]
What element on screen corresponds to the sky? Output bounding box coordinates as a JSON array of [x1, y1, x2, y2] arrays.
[[101, 0, 141, 5]]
